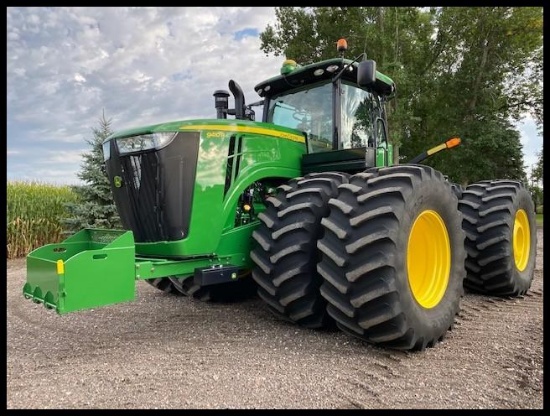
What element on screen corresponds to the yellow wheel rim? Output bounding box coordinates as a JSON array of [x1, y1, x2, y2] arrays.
[[407, 210, 451, 309], [513, 209, 530, 271]]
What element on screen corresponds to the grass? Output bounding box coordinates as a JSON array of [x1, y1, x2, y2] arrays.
[[536, 213, 543, 227]]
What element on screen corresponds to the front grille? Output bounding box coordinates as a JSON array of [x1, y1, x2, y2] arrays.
[[119, 152, 161, 241], [105, 132, 200, 242]]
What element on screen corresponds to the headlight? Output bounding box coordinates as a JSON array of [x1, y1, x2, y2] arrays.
[[102, 140, 111, 161], [116, 132, 177, 155]]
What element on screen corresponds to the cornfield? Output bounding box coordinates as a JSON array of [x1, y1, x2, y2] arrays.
[[7, 181, 79, 259]]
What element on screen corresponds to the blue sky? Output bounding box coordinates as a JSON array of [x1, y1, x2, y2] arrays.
[[7, 7, 543, 185]]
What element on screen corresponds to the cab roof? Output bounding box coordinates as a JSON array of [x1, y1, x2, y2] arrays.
[[254, 58, 395, 99]]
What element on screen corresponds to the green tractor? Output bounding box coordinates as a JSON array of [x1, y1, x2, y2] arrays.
[[23, 39, 537, 351]]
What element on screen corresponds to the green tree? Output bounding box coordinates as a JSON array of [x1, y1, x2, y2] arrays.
[[528, 184, 543, 214], [428, 119, 527, 185], [396, 7, 542, 184], [63, 111, 121, 232], [531, 146, 543, 186], [529, 146, 543, 213]]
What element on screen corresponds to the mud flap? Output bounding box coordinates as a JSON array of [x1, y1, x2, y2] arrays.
[[23, 229, 136, 314]]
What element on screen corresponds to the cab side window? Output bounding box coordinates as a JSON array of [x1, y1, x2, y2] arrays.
[[340, 83, 378, 149]]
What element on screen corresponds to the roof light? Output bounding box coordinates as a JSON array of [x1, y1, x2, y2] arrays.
[[337, 38, 348, 53], [326, 65, 339, 73], [281, 59, 299, 75], [313, 69, 324, 76]]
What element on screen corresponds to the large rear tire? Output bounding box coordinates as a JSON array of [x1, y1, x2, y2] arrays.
[[250, 172, 349, 329], [458, 180, 536, 296], [318, 164, 466, 350]]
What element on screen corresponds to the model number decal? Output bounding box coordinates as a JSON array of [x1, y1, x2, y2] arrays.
[[205, 131, 225, 139]]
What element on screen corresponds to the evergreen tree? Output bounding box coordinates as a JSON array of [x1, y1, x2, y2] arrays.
[[63, 111, 122, 232]]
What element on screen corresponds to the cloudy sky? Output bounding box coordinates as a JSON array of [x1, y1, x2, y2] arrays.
[[7, 7, 542, 186]]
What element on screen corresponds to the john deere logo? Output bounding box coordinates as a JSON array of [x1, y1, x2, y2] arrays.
[[113, 176, 123, 188]]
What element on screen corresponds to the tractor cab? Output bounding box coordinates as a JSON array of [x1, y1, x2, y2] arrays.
[[253, 40, 396, 174]]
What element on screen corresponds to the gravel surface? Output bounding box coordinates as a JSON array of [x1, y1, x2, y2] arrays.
[[7, 228, 543, 409]]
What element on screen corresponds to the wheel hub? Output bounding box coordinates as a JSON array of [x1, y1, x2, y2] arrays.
[[407, 210, 451, 309], [513, 209, 531, 271]]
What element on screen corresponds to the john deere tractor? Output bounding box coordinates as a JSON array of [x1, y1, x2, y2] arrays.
[[23, 39, 537, 351]]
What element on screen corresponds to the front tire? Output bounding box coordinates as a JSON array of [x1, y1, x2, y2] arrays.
[[318, 165, 466, 350], [250, 172, 349, 329]]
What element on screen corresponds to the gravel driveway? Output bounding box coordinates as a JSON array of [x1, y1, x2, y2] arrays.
[[6, 228, 543, 409]]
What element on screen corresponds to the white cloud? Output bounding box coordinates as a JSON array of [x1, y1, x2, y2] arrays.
[[74, 73, 87, 83], [516, 116, 542, 178], [6, 7, 281, 184], [42, 149, 86, 164]]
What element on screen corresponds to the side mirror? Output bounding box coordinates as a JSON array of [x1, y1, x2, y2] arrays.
[[357, 60, 376, 87]]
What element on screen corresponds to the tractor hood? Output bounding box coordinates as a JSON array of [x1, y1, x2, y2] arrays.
[[104, 118, 305, 143]]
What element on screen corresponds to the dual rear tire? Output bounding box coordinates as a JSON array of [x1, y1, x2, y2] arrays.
[[317, 165, 466, 350], [458, 180, 536, 296]]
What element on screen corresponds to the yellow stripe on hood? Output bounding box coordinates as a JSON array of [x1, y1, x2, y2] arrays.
[[179, 124, 305, 143]]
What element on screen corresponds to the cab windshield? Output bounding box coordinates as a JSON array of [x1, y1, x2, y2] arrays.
[[267, 83, 333, 152], [266, 81, 384, 153]]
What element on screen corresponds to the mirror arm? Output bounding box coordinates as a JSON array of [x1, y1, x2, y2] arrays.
[[332, 53, 366, 84]]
